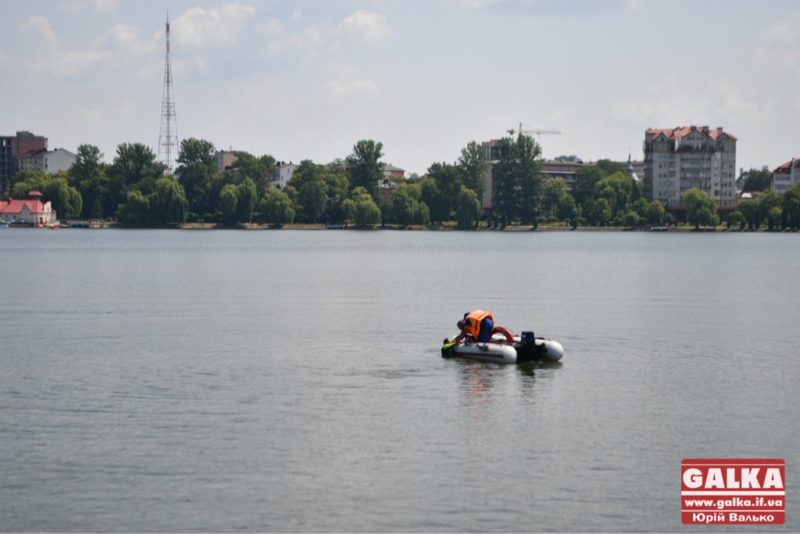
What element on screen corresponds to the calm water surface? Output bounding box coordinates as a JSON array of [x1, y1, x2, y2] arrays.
[[0, 229, 798, 532]]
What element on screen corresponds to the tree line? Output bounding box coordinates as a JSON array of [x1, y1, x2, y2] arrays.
[[5, 134, 799, 230]]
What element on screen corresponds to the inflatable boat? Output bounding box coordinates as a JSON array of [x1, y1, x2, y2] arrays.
[[441, 331, 564, 364]]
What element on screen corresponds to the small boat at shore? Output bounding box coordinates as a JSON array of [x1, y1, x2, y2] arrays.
[[441, 331, 564, 364]]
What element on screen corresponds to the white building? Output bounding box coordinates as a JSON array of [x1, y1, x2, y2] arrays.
[[16, 148, 76, 174], [0, 191, 57, 225], [772, 158, 800, 195], [271, 162, 298, 189], [644, 126, 737, 209]]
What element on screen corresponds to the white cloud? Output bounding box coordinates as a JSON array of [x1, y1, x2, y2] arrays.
[[57, 50, 112, 77], [0, 49, 7, 63], [266, 24, 322, 51], [173, 2, 257, 48], [764, 11, 800, 46], [759, 11, 800, 78], [21, 16, 59, 48], [338, 10, 390, 42], [59, 0, 118, 11], [324, 64, 378, 97], [625, 0, 646, 10], [20, 16, 113, 78], [291, 10, 304, 22], [103, 24, 159, 55], [260, 18, 283, 36], [611, 76, 768, 128], [39, 49, 112, 78], [92, 0, 119, 9]]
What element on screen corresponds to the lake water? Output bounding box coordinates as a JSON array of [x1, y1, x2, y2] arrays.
[[0, 229, 798, 532]]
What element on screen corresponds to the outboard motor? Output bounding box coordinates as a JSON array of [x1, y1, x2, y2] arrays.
[[521, 331, 535, 344], [515, 331, 539, 362]]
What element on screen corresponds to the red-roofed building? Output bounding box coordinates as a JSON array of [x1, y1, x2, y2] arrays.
[[0, 191, 57, 226], [771, 158, 799, 194], [643, 126, 737, 209]]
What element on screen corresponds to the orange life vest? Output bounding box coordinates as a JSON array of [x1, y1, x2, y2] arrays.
[[464, 310, 493, 338]]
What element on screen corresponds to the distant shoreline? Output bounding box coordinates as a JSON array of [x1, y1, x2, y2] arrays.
[[40, 221, 791, 233], [177, 224, 789, 233]]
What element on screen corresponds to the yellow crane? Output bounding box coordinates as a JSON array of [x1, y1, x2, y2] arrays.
[[507, 122, 562, 138]]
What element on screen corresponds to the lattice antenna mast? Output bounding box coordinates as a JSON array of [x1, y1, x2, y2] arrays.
[[157, 14, 178, 174]]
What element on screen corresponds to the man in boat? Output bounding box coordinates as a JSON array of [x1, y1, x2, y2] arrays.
[[453, 309, 495, 344]]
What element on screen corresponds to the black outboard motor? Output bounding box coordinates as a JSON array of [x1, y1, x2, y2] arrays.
[[515, 331, 539, 362], [521, 331, 535, 344]]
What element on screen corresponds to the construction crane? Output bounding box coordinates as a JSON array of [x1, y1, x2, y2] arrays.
[[507, 122, 562, 138]]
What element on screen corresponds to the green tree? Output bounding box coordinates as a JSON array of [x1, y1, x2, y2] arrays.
[[176, 138, 217, 218], [491, 135, 542, 226], [595, 159, 628, 177], [324, 169, 350, 223], [782, 182, 800, 230], [583, 197, 612, 226], [758, 191, 781, 228], [346, 140, 384, 200], [117, 190, 149, 226], [230, 151, 276, 196], [595, 172, 635, 218], [683, 188, 719, 229], [426, 162, 463, 221], [766, 206, 783, 231], [349, 186, 381, 228], [150, 177, 188, 224], [390, 183, 429, 226], [455, 186, 481, 229], [622, 211, 640, 228], [646, 200, 665, 226], [727, 210, 745, 230], [458, 140, 486, 197], [738, 199, 761, 230], [70, 144, 110, 218], [419, 177, 449, 224], [516, 134, 543, 226], [573, 165, 604, 205], [237, 177, 257, 223], [220, 184, 239, 226], [742, 167, 772, 192], [491, 137, 517, 226], [556, 192, 578, 224], [259, 187, 295, 226], [543, 177, 568, 219], [109, 143, 165, 191], [288, 160, 329, 223], [298, 180, 328, 223]]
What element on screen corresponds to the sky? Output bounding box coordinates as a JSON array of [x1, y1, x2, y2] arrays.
[[1, 0, 798, 175]]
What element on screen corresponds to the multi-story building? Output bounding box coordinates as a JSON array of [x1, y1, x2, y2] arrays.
[[215, 150, 239, 173], [0, 131, 48, 194], [382, 163, 405, 180], [643, 126, 737, 209], [271, 161, 298, 190], [771, 158, 799, 194], [17, 148, 76, 174], [0, 137, 13, 195]]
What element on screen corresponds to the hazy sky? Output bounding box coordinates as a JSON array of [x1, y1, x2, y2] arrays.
[[1, 0, 798, 174]]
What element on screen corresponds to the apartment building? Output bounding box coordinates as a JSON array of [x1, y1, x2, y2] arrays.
[[17, 148, 76, 174], [643, 126, 737, 209], [0, 131, 48, 193], [771, 158, 799, 194], [271, 161, 298, 189]]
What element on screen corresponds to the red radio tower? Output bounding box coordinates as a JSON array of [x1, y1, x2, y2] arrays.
[[158, 14, 178, 174]]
